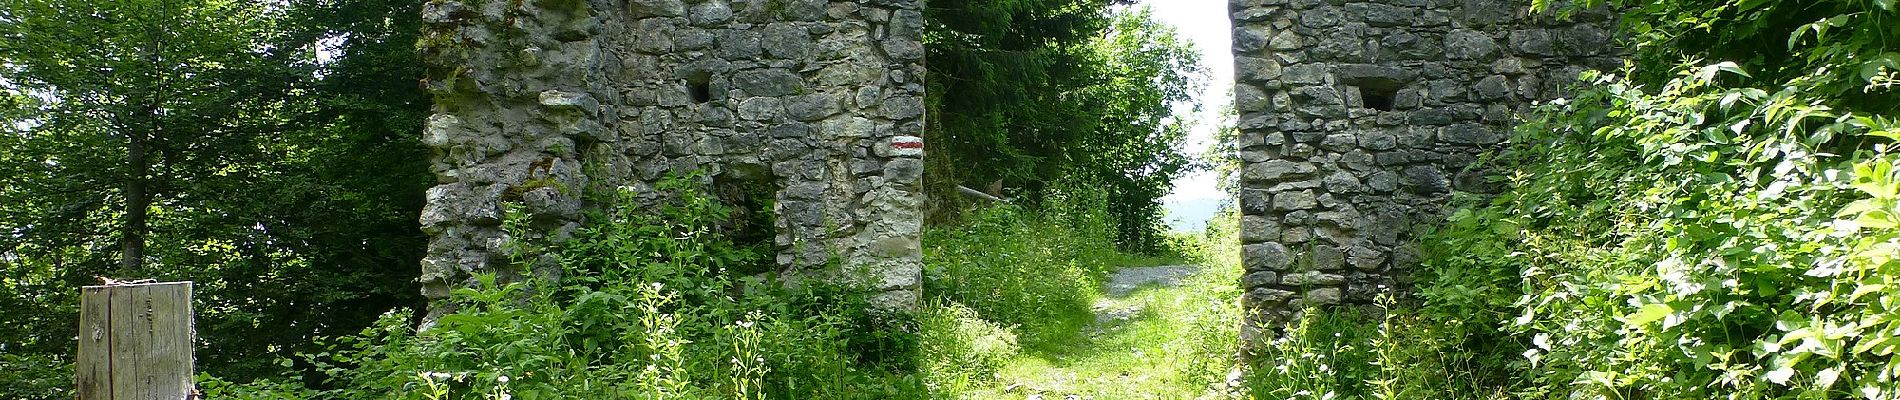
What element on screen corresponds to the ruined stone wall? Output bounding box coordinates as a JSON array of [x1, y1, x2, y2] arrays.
[[415, 0, 926, 318], [1227, 0, 1618, 335]]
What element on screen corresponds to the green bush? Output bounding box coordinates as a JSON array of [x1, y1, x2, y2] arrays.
[[0, 353, 71, 400], [1418, 66, 1900, 399], [1407, 0, 1900, 397]]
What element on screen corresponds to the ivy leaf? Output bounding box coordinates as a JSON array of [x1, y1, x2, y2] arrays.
[[1861, 53, 1900, 84], [1854, 336, 1900, 355], [1696, 62, 1751, 81], [1764, 366, 1796, 385], [1626, 303, 1673, 327], [1858, 209, 1899, 229]]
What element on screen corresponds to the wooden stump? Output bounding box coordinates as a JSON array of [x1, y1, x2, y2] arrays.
[[77, 281, 194, 400]]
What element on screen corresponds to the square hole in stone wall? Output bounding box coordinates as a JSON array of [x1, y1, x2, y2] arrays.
[[1358, 85, 1398, 111], [687, 71, 713, 104]]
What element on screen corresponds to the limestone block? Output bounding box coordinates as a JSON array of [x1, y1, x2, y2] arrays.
[[627, 0, 685, 18], [1244, 160, 1318, 183], [1244, 242, 1292, 272], [1305, 288, 1343, 305], [1281, 271, 1345, 286], [1243, 271, 1281, 289], [1272, 190, 1319, 211]]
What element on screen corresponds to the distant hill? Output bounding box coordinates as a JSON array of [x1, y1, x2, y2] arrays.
[[1163, 197, 1227, 232]]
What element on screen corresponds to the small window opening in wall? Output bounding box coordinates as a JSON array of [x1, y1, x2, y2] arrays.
[[687, 72, 713, 104], [1359, 85, 1398, 111]]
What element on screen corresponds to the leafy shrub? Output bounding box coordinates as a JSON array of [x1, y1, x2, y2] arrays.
[[1408, 0, 1900, 397], [1422, 65, 1900, 399], [0, 353, 71, 400]]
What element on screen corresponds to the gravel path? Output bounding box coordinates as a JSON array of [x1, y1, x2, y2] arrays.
[[1092, 265, 1200, 324], [1103, 265, 1200, 298]]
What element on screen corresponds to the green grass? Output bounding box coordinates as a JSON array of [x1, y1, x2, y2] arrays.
[[965, 263, 1242, 400]]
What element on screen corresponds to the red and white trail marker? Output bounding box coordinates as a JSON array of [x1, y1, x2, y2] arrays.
[[891, 136, 923, 157]]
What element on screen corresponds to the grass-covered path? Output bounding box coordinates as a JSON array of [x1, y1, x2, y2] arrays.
[[962, 264, 1242, 400]]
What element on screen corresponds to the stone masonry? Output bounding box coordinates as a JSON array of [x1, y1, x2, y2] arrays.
[[1227, 0, 1618, 337], [416, 0, 927, 319]]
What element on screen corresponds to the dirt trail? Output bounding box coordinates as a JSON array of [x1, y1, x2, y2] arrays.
[[1092, 265, 1199, 324]]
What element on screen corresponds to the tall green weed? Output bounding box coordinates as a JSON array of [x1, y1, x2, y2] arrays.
[[922, 185, 1134, 349], [199, 176, 1005, 399]]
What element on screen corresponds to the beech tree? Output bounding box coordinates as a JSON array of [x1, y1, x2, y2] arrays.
[[0, 0, 429, 385]]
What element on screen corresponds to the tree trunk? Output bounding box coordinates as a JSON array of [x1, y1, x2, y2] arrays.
[[122, 130, 148, 273]]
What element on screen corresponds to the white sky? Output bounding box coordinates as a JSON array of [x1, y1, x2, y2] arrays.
[[1145, 0, 1233, 206]]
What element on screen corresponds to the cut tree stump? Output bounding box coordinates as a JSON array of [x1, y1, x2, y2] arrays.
[[77, 281, 194, 400]]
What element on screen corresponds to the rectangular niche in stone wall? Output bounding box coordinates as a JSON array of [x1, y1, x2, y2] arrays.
[[1355, 85, 1397, 111], [688, 71, 714, 104]]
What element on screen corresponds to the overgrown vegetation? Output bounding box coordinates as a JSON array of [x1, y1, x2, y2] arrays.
[[193, 176, 965, 399], [924, 188, 1126, 347], [181, 178, 1217, 399], [1236, 0, 1900, 398], [0, 0, 428, 393], [924, 188, 1245, 399], [925, 3, 1202, 252], [14, 0, 1894, 398], [0, 1, 1200, 397]]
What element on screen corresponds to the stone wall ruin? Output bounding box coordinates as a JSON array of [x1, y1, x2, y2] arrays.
[[415, 0, 927, 319], [408, 0, 1623, 339], [1227, 0, 1619, 336]]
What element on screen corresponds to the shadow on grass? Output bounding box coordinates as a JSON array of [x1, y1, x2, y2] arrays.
[[1014, 284, 1177, 368]]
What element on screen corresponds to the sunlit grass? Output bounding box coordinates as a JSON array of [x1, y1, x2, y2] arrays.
[[961, 255, 1243, 400]]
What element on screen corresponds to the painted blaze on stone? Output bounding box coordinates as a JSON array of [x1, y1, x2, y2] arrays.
[[889, 136, 923, 157], [417, 0, 927, 321], [1227, 0, 1619, 340]]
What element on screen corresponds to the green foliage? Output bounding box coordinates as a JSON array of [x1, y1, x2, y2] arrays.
[[1578, 0, 1899, 114], [922, 186, 1127, 348], [201, 176, 1031, 399], [0, 0, 429, 382], [924, 3, 1202, 252], [1241, 298, 1516, 400], [0, 353, 71, 399], [1182, 207, 1489, 400], [1403, 0, 1900, 398], [914, 302, 1020, 395], [931, 198, 1240, 399]]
